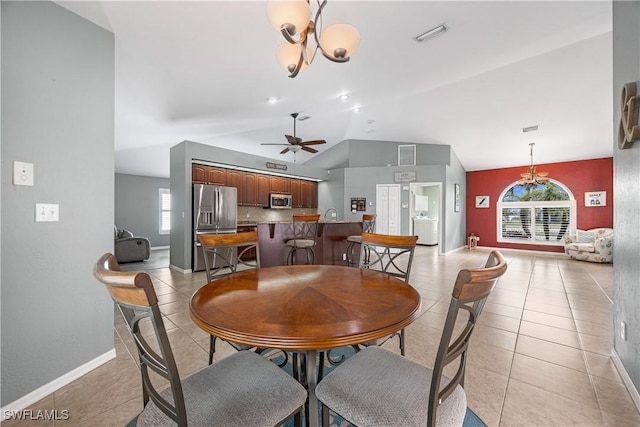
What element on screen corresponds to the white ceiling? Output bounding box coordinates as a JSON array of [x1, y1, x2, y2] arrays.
[[56, 1, 614, 178]]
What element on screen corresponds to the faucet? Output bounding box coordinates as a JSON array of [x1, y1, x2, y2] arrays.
[[324, 208, 338, 221]]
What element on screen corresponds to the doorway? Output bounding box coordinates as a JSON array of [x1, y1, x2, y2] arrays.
[[376, 184, 401, 235], [409, 182, 442, 254]]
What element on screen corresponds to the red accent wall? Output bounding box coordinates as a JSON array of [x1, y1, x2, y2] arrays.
[[466, 158, 613, 253]]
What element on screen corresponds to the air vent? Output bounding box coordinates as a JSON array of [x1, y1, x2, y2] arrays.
[[398, 145, 416, 166], [522, 125, 539, 133]]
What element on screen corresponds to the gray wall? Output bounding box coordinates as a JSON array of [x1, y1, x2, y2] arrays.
[[445, 149, 467, 254], [612, 0, 640, 395], [313, 139, 466, 253], [115, 173, 170, 247], [1, 1, 114, 406]]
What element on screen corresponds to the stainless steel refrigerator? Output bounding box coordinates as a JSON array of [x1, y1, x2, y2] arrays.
[[193, 184, 238, 271]]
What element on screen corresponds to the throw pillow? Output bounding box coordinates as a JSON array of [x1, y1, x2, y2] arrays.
[[577, 230, 596, 243]]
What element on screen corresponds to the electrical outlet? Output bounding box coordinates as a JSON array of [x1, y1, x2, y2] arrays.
[[342, 253, 346, 261], [621, 321, 627, 341], [13, 161, 34, 186]]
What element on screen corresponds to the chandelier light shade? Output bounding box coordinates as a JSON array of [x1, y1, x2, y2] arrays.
[[319, 23, 360, 61], [267, 0, 310, 40], [517, 143, 550, 185], [277, 43, 312, 74], [267, 0, 360, 78]]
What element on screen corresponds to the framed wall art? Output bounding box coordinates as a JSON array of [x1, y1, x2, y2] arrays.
[[585, 191, 606, 207]]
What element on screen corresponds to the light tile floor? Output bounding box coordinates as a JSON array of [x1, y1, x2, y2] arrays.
[[5, 247, 640, 426]]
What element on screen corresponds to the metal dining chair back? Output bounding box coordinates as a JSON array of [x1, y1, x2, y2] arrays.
[[93, 253, 306, 427], [357, 232, 418, 355], [316, 250, 508, 427], [286, 214, 321, 265], [199, 231, 260, 283], [359, 232, 418, 282]]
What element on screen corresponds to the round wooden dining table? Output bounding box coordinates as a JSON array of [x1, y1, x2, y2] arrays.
[[190, 264, 422, 427]]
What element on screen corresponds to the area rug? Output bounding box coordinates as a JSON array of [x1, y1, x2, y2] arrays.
[[279, 347, 488, 427]]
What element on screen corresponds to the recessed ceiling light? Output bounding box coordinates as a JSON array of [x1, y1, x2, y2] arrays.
[[353, 107, 361, 113], [522, 125, 539, 133], [414, 23, 448, 43], [267, 97, 278, 104], [339, 94, 350, 101]]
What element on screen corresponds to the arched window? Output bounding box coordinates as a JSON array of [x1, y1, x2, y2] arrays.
[[497, 180, 576, 246]]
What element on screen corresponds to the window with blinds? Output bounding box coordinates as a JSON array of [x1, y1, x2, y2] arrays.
[[159, 188, 171, 235], [497, 182, 575, 246]]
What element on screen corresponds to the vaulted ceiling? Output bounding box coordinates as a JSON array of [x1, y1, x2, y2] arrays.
[[56, 1, 613, 178]]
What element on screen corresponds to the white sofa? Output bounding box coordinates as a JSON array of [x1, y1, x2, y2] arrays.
[[564, 228, 613, 263]]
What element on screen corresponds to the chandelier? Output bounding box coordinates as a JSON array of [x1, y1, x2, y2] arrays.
[[267, 0, 360, 78], [517, 143, 550, 185]]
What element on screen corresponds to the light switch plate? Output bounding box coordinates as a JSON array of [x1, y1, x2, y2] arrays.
[[13, 161, 34, 186], [35, 203, 59, 222]]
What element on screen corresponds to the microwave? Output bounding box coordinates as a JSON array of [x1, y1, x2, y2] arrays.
[[269, 193, 292, 209]]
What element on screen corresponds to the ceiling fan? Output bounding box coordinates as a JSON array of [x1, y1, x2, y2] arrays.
[[261, 113, 326, 154], [517, 142, 550, 185]]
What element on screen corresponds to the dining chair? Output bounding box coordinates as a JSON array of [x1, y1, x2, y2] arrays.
[[199, 231, 273, 365], [285, 214, 321, 265], [93, 253, 306, 427], [345, 214, 376, 266], [316, 250, 508, 427], [199, 231, 260, 283], [356, 232, 418, 355]]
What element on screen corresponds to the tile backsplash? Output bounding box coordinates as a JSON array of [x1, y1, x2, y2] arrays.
[[238, 206, 318, 223]]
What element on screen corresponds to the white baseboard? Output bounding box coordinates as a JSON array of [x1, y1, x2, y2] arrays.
[[1, 349, 116, 420], [150, 245, 169, 251], [169, 264, 191, 274], [611, 349, 640, 412]]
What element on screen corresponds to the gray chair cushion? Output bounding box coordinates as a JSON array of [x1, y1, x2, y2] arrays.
[[316, 346, 467, 427], [286, 239, 316, 248], [138, 351, 306, 426]]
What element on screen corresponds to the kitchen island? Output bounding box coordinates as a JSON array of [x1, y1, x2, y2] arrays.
[[257, 220, 364, 267]]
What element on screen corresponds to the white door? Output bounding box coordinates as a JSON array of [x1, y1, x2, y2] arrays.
[[376, 184, 401, 235]]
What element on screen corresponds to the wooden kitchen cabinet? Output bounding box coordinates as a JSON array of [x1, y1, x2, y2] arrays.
[[290, 179, 302, 207], [270, 176, 290, 194], [302, 180, 318, 208], [241, 172, 257, 206], [226, 170, 242, 202], [207, 167, 227, 185], [256, 174, 271, 207], [192, 164, 208, 183]]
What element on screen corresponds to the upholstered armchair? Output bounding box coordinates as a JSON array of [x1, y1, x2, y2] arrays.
[[564, 228, 613, 263], [114, 227, 150, 263]]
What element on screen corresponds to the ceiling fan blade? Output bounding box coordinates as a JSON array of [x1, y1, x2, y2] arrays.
[[285, 135, 298, 145], [301, 146, 318, 153], [280, 147, 290, 154], [537, 172, 549, 177], [301, 140, 326, 146]]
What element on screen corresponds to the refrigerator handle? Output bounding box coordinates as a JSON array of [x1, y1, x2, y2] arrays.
[[217, 188, 222, 228]]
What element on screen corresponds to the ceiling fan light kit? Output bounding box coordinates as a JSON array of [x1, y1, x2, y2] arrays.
[[261, 113, 327, 155], [267, 0, 360, 78], [517, 142, 550, 186]]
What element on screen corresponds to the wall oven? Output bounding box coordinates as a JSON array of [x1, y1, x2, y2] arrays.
[[269, 193, 292, 209]]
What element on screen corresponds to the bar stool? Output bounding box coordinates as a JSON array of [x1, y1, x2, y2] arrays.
[[345, 214, 376, 267], [285, 214, 320, 265]]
